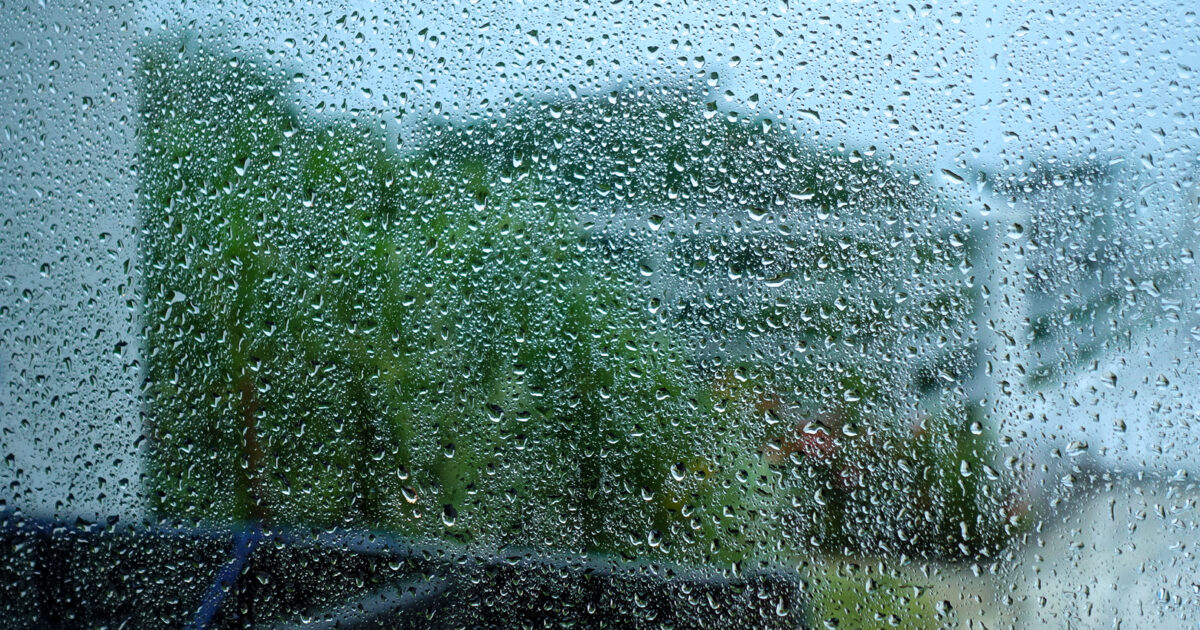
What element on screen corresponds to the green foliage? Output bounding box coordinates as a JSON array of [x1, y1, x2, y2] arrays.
[[805, 559, 949, 630], [138, 37, 1018, 564]]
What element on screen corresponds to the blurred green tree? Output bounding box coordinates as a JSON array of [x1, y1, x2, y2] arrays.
[[139, 37, 1017, 563]]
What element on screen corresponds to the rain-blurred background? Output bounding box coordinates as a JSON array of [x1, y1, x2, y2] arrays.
[[2, 0, 1198, 627]]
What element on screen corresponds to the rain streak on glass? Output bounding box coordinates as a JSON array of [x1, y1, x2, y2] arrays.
[[1, 1, 1199, 628]]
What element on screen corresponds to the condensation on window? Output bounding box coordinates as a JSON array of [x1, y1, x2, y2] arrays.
[[2, 1, 1198, 628]]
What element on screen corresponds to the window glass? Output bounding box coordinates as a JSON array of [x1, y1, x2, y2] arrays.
[[2, 1, 1198, 627]]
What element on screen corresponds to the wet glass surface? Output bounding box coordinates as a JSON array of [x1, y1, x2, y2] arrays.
[[2, 1, 1199, 627]]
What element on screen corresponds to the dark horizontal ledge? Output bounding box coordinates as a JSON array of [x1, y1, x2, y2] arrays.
[[1, 510, 810, 629]]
